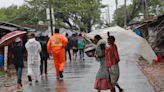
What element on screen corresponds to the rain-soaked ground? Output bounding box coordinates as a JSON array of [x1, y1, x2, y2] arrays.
[[22, 55, 155, 92]]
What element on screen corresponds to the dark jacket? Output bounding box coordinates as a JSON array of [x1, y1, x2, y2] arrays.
[[66, 37, 71, 50], [12, 45, 24, 68], [69, 36, 78, 49], [40, 41, 49, 60]]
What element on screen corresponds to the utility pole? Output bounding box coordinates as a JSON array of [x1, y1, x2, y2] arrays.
[[115, 0, 118, 10], [124, 0, 127, 27], [48, 0, 53, 36], [107, 5, 110, 26], [142, 0, 148, 20], [115, 0, 118, 25]]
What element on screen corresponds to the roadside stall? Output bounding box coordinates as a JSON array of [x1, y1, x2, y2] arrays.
[[0, 22, 30, 71], [0, 31, 27, 71]]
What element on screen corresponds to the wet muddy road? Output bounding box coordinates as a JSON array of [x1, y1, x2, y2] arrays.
[[23, 55, 154, 92]]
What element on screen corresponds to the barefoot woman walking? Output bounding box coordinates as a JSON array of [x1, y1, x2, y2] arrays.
[[93, 35, 112, 92]]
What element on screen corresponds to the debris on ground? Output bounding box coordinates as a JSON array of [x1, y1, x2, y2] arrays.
[[138, 58, 164, 92]]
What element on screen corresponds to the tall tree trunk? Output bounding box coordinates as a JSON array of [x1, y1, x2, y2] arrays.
[[115, 0, 118, 10], [124, 0, 127, 27], [48, 0, 53, 36], [142, 0, 148, 20]]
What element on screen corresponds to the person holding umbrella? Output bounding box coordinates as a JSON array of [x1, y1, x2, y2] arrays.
[[11, 37, 24, 90]]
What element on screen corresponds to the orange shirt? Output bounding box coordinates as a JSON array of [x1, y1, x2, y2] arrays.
[[47, 33, 68, 54]]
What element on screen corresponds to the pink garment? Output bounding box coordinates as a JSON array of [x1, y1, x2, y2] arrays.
[[94, 79, 112, 90]]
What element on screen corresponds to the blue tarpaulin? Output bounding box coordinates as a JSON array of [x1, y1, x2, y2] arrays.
[[0, 55, 3, 67], [134, 29, 142, 37]]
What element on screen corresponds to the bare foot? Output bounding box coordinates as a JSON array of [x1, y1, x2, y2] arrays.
[[119, 88, 124, 92]]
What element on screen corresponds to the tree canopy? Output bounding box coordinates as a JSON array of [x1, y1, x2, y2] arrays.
[[113, 0, 164, 27], [0, 0, 103, 32]]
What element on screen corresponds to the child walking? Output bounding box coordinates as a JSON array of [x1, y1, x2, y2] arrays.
[[92, 35, 112, 92], [106, 33, 123, 92]]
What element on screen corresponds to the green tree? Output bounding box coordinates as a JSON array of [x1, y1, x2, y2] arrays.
[[25, 0, 103, 32], [0, 8, 8, 21], [113, 0, 164, 27], [147, 0, 164, 15], [0, 0, 103, 32], [0, 6, 20, 21], [0, 5, 38, 25]]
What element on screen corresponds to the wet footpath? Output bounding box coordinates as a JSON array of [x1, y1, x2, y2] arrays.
[[22, 55, 155, 92]]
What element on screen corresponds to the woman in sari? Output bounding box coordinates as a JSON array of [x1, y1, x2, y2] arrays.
[[93, 35, 112, 92]]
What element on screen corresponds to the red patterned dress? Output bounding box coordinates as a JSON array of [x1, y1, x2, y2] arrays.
[[105, 43, 120, 86]]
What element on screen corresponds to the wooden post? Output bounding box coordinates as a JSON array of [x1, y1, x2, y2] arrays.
[[142, 0, 148, 20], [124, 0, 127, 27], [48, 0, 54, 36], [107, 5, 110, 26], [115, 0, 118, 10], [4, 46, 8, 71]]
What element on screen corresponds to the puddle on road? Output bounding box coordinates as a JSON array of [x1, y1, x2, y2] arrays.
[[44, 87, 51, 91], [64, 76, 83, 79]]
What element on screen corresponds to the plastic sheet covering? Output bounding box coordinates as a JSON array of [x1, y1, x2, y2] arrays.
[[85, 26, 157, 64], [0, 55, 3, 67]]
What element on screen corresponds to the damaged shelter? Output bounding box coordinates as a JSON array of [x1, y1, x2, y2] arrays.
[[85, 26, 157, 64], [129, 15, 164, 57], [0, 22, 32, 71]]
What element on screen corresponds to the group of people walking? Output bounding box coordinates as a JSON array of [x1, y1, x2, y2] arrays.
[[11, 28, 68, 90], [92, 32, 123, 92], [12, 33, 47, 90], [11, 28, 86, 90], [11, 28, 123, 92], [65, 32, 86, 62]]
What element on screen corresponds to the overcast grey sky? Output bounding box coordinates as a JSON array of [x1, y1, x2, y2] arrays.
[[101, 0, 132, 22], [0, 0, 132, 21], [0, 0, 24, 8]]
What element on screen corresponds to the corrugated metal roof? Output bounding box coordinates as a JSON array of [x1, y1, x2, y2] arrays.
[[0, 25, 16, 31], [0, 21, 33, 31]]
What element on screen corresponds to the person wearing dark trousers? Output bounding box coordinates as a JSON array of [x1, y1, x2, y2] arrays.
[[12, 37, 24, 90], [70, 33, 78, 62], [65, 33, 72, 62], [40, 45, 49, 77], [40, 54, 48, 78], [66, 48, 71, 62], [40, 36, 49, 78]]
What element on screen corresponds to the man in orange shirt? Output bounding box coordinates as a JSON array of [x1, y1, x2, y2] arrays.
[[47, 28, 68, 79]]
